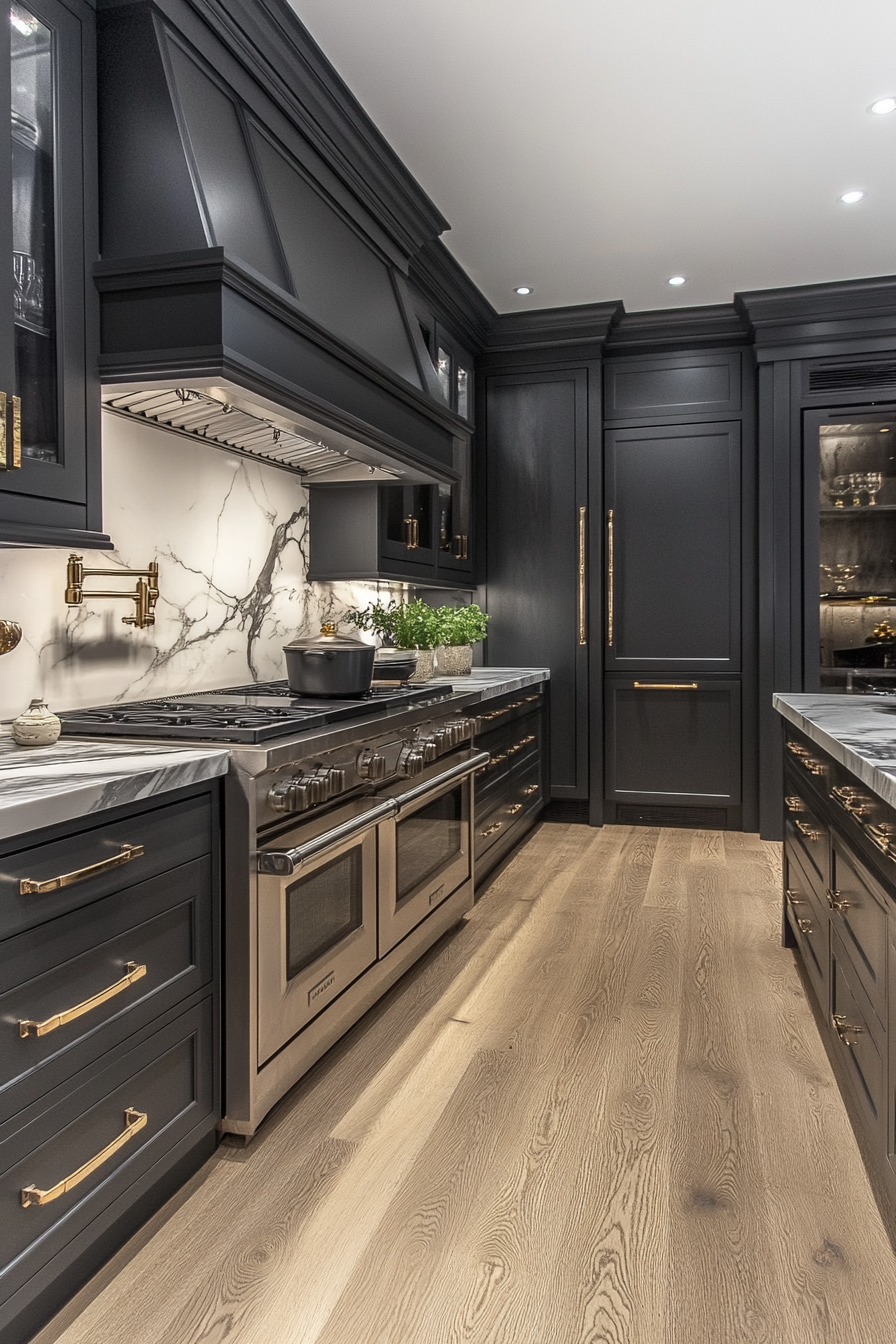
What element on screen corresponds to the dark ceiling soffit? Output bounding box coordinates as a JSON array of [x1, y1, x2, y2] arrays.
[[99, 0, 450, 261], [484, 302, 623, 354], [736, 274, 896, 355], [94, 248, 473, 437], [605, 304, 750, 354], [410, 240, 497, 355]]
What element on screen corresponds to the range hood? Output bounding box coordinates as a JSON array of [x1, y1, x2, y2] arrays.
[[95, 0, 465, 487]]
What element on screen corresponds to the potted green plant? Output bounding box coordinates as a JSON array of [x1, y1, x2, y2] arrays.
[[345, 599, 442, 681], [434, 603, 489, 676]]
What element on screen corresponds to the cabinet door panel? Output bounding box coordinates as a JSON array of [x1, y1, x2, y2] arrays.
[[485, 371, 588, 798], [605, 422, 740, 671], [605, 678, 741, 806], [604, 351, 742, 421]]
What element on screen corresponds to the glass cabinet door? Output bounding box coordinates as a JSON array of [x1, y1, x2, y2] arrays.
[[815, 412, 896, 690], [11, 1, 57, 464], [380, 483, 436, 571], [436, 435, 473, 576]]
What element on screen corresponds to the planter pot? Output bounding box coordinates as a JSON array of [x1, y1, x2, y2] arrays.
[[408, 649, 435, 683], [436, 644, 473, 676]]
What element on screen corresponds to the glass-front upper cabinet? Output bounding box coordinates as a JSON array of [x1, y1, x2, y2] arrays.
[[812, 410, 896, 691], [0, 0, 106, 547]]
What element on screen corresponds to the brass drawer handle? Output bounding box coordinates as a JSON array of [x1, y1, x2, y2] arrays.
[[18, 962, 147, 1039], [403, 516, 420, 550], [803, 759, 825, 776], [865, 822, 896, 856], [795, 820, 820, 842], [785, 796, 804, 812], [507, 803, 523, 816], [786, 741, 809, 756], [21, 1108, 148, 1207], [480, 822, 503, 838], [831, 1013, 863, 1046], [831, 785, 871, 817], [797, 917, 813, 935], [633, 682, 699, 690], [784, 889, 806, 904], [19, 843, 145, 896], [523, 784, 539, 797], [0, 391, 22, 470], [826, 888, 851, 912]]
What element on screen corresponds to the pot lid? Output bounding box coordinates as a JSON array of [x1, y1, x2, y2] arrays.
[[284, 623, 372, 652]]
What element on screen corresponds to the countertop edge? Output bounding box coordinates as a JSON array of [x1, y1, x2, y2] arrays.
[[774, 693, 896, 810]]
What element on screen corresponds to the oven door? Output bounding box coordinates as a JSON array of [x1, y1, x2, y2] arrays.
[[378, 750, 490, 957], [256, 797, 395, 1065]]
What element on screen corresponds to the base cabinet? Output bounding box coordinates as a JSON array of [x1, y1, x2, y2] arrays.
[[470, 685, 547, 885], [782, 724, 896, 1227], [0, 783, 220, 1344]]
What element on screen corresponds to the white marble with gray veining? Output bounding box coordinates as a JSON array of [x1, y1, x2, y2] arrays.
[[775, 692, 896, 809], [431, 667, 549, 700], [0, 735, 229, 841]]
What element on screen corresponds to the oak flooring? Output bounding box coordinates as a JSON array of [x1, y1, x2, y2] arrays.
[[36, 825, 896, 1344]]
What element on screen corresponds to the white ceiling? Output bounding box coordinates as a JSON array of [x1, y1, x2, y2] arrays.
[[286, 0, 896, 316]]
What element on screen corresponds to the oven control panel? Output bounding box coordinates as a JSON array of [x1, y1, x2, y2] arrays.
[[257, 713, 474, 823]]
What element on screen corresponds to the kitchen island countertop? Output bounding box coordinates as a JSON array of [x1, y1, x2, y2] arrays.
[[433, 666, 549, 701], [0, 735, 229, 842], [775, 692, 896, 810]]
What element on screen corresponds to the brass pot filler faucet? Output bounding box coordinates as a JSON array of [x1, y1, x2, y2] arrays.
[[65, 554, 160, 629]]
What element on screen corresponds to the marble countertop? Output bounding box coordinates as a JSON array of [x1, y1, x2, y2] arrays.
[[774, 693, 896, 809], [432, 667, 549, 701], [0, 736, 230, 843]]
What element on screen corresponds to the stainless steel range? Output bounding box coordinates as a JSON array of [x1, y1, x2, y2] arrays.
[[59, 681, 488, 1137]]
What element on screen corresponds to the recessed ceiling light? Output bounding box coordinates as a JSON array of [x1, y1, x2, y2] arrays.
[[870, 97, 896, 116], [668, 275, 686, 286], [514, 285, 533, 296], [839, 190, 865, 204]]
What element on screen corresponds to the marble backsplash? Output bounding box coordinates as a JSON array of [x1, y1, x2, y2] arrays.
[[0, 413, 403, 721]]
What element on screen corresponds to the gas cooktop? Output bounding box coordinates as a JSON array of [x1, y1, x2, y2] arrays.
[[57, 680, 454, 743]]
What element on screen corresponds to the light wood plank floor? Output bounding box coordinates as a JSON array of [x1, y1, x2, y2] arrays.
[[37, 824, 896, 1344]]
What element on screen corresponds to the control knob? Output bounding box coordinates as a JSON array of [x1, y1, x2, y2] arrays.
[[398, 744, 428, 777], [268, 773, 325, 814], [356, 747, 387, 781]]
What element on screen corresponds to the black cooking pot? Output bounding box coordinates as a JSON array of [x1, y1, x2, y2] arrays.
[[283, 624, 375, 697]]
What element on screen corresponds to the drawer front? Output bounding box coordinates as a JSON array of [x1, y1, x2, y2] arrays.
[[475, 788, 512, 859], [830, 931, 886, 1147], [783, 733, 830, 802], [0, 791, 214, 940], [0, 858, 212, 1120], [784, 851, 828, 1009], [783, 774, 829, 888], [829, 838, 888, 1027], [506, 757, 543, 822], [0, 1000, 214, 1299], [472, 691, 544, 737]]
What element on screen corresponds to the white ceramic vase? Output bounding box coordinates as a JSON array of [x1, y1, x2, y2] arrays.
[[11, 698, 62, 746]]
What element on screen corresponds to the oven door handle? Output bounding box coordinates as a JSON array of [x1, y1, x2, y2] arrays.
[[257, 798, 398, 876], [389, 750, 492, 812]]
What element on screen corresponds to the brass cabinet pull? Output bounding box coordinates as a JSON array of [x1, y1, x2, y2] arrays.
[[452, 534, 468, 560], [480, 821, 503, 838], [633, 682, 699, 691], [0, 391, 22, 470], [606, 508, 614, 647], [784, 796, 804, 812], [795, 820, 820, 842], [18, 962, 147, 1039], [802, 758, 825, 776], [786, 741, 809, 756], [826, 888, 851, 912], [784, 889, 806, 905], [21, 1108, 147, 1208], [796, 917, 813, 935], [865, 822, 896, 857], [831, 785, 870, 816], [403, 516, 420, 550], [578, 506, 587, 646], [19, 843, 144, 896], [831, 1013, 863, 1046], [523, 784, 539, 797], [507, 803, 523, 816]]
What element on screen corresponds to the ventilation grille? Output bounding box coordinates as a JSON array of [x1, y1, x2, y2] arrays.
[[808, 362, 896, 394], [542, 801, 590, 825], [614, 804, 728, 829]]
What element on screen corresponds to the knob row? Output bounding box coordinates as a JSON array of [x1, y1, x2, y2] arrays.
[[269, 767, 346, 813]]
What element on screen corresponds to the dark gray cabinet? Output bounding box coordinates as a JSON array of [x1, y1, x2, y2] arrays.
[[603, 349, 742, 424], [0, 783, 219, 1344], [0, 0, 109, 549], [605, 676, 741, 826], [484, 368, 592, 800], [604, 422, 741, 673], [468, 684, 547, 884]]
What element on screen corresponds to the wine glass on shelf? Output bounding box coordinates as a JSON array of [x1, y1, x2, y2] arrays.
[[820, 563, 862, 593], [849, 473, 865, 506], [827, 475, 850, 507], [863, 472, 883, 505]]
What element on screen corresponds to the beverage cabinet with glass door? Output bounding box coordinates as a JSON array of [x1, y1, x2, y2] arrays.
[[811, 410, 896, 691], [0, 0, 106, 547]]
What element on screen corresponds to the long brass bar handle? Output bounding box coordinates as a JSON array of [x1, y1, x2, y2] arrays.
[[19, 843, 145, 896], [606, 508, 614, 647], [21, 1109, 147, 1208], [633, 682, 699, 690], [578, 506, 587, 646], [19, 962, 147, 1038]]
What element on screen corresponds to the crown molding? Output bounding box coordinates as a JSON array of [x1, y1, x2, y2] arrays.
[[605, 303, 750, 355]]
